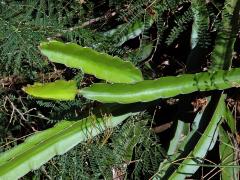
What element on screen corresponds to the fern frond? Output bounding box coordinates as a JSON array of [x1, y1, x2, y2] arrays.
[[166, 7, 193, 45], [191, 0, 211, 49]]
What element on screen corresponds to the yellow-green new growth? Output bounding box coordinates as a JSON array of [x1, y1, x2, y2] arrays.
[[22, 80, 78, 100], [40, 41, 143, 83]]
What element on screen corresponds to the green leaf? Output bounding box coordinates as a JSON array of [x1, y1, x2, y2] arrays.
[[223, 105, 236, 133], [22, 80, 78, 101], [167, 120, 190, 156], [219, 126, 238, 180], [191, 0, 209, 49], [0, 112, 134, 179], [127, 41, 154, 63], [169, 95, 225, 179], [219, 103, 238, 180], [210, 0, 240, 70], [154, 103, 208, 179], [104, 17, 154, 46], [40, 41, 143, 83]]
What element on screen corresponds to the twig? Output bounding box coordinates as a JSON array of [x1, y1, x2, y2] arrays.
[[51, 11, 116, 39], [152, 122, 173, 133], [5, 96, 27, 124], [78, 12, 116, 29]]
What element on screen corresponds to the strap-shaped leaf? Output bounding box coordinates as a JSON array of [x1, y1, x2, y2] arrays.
[[22, 80, 78, 100], [154, 103, 208, 179], [219, 102, 238, 180], [80, 68, 240, 104], [40, 41, 143, 83], [0, 112, 134, 180], [219, 126, 239, 180], [104, 17, 154, 46], [168, 95, 225, 179], [223, 105, 237, 134]]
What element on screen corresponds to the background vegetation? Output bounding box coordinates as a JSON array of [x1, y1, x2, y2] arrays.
[[0, 0, 240, 179]]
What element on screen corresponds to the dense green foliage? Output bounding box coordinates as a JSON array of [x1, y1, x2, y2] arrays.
[[1, 0, 240, 179]]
